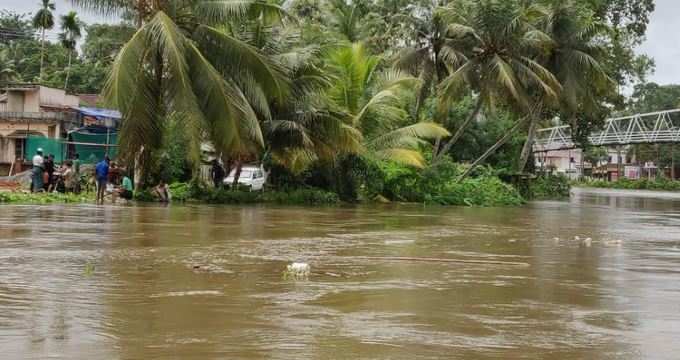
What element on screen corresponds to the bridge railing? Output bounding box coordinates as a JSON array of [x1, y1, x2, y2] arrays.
[[533, 109, 680, 152]]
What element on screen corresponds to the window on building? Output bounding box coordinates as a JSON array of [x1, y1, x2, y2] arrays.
[[570, 157, 575, 163], [14, 138, 26, 160], [608, 156, 612, 163]]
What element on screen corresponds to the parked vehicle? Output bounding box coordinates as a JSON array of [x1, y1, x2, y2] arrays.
[[224, 165, 267, 191]]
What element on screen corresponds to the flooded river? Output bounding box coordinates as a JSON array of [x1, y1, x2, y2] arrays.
[[1, 187, 680, 359]]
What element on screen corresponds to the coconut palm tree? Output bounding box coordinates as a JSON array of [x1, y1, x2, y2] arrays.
[[391, 0, 449, 119], [32, 0, 55, 81], [432, 0, 561, 166], [325, 43, 449, 167], [71, 0, 291, 184], [59, 11, 82, 90], [516, 0, 613, 173], [329, 0, 367, 42]]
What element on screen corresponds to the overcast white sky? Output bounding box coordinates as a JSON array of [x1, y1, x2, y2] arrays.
[[3, 0, 680, 85]]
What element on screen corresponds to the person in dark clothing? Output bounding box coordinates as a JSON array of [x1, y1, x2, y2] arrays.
[[95, 156, 110, 205], [44, 154, 55, 192], [210, 159, 225, 189]]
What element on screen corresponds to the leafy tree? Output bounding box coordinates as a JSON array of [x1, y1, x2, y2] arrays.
[[587, 0, 655, 87], [82, 23, 135, 64], [58, 11, 82, 90], [0, 47, 20, 82], [32, 0, 55, 81], [627, 83, 680, 177], [433, 0, 561, 178], [629, 83, 680, 113]]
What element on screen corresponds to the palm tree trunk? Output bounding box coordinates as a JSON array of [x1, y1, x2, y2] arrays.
[[517, 115, 539, 173], [434, 96, 483, 163], [231, 158, 242, 190], [64, 50, 72, 90], [39, 28, 45, 81], [517, 101, 545, 173], [457, 116, 528, 182]]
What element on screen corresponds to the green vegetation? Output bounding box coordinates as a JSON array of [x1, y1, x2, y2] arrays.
[[0, 191, 94, 204], [364, 158, 524, 206], [529, 174, 571, 199], [136, 182, 340, 205], [575, 178, 680, 192], [1, 0, 660, 206]]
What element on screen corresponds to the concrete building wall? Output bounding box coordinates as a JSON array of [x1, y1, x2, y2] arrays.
[[38, 86, 79, 108], [6, 92, 25, 112], [0, 123, 50, 138], [0, 137, 15, 163], [23, 90, 40, 112]]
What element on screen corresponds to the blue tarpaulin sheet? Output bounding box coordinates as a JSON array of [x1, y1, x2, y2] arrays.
[[74, 107, 122, 119]]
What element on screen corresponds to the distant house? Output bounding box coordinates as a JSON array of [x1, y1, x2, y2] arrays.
[[0, 84, 80, 175], [536, 147, 638, 181]]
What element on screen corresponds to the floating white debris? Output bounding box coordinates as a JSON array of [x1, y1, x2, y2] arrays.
[[284, 262, 310, 279], [553, 237, 560, 244], [604, 239, 622, 247], [581, 238, 592, 247], [574, 236, 581, 241], [508, 239, 517, 243], [384, 239, 415, 245]]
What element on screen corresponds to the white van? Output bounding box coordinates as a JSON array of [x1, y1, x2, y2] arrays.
[[224, 165, 267, 191]]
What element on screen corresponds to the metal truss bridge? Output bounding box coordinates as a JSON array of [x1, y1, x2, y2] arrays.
[[533, 109, 680, 152]]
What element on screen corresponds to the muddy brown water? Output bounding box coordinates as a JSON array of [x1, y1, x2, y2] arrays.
[[1, 187, 680, 359]]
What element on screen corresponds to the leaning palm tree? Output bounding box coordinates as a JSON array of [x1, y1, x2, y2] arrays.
[[326, 43, 449, 167], [432, 0, 561, 166], [72, 0, 290, 184], [59, 11, 82, 90], [516, 0, 613, 172], [32, 0, 55, 81]]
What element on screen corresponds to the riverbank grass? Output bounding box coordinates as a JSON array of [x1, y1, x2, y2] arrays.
[[0, 191, 95, 204], [574, 178, 680, 191]]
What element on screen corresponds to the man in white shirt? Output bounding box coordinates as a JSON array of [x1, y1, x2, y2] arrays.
[[31, 148, 44, 192]]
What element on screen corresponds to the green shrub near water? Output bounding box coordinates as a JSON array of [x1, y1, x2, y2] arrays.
[[160, 182, 340, 205], [0, 192, 94, 204], [364, 158, 524, 206], [576, 177, 680, 191], [529, 174, 571, 199]]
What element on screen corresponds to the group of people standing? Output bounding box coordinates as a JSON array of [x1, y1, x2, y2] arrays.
[[31, 149, 81, 193], [30, 149, 135, 205]]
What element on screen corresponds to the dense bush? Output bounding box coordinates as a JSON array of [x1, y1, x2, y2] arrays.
[[530, 174, 571, 199], [0, 192, 94, 204], [168, 182, 191, 201], [363, 158, 524, 206], [158, 183, 340, 205], [428, 176, 525, 206], [577, 178, 680, 191]]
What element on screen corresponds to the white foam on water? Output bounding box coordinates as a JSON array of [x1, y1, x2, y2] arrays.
[[150, 290, 222, 298]]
